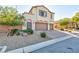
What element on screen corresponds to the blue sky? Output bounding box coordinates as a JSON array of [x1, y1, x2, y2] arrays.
[[11, 5, 79, 21]]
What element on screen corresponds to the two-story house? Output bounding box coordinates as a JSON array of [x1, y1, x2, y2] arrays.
[[23, 5, 55, 30]]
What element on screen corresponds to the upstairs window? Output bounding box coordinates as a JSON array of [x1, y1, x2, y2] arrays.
[[39, 10, 47, 17]]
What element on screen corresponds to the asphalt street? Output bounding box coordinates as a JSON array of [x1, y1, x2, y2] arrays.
[[32, 37, 79, 53]]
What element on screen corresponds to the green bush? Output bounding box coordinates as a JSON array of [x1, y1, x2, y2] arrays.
[[22, 30, 28, 33], [16, 31, 20, 36], [27, 29, 33, 34], [40, 32, 46, 38], [22, 29, 33, 34]]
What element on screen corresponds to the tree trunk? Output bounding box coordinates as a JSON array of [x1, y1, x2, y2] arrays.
[[76, 22, 78, 29]]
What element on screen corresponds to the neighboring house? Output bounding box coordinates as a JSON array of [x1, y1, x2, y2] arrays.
[[53, 21, 76, 30], [23, 5, 55, 31], [53, 21, 61, 29]]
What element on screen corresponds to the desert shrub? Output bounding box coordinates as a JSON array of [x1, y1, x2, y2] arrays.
[[22, 29, 33, 34], [60, 28, 64, 31], [76, 28, 79, 30], [22, 30, 27, 33], [9, 29, 19, 36], [40, 32, 46, 38], [16, 31, 20, 36], [27, 29, 33, 34]]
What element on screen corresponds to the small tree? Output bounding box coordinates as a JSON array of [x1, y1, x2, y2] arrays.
[[59, 18, 70, 29], [0, 6, 24, 26]]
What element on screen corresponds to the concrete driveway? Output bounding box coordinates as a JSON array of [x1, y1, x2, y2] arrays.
[[46, 30, 68, 39]]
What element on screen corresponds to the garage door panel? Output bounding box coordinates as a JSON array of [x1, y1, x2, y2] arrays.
[[35, 23, 48, 30]]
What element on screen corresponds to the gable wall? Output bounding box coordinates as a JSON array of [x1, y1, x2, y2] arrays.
[[36, 7, 54, 22]]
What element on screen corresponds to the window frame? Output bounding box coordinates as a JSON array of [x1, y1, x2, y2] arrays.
[[39, 10, 47, 17]]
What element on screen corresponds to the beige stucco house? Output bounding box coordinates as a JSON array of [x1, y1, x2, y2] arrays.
[[23, 5, 55, 30]]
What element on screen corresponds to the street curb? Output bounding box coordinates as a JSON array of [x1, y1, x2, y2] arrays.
[[0, 46, 7, 53], [7, 35, 72, 53]]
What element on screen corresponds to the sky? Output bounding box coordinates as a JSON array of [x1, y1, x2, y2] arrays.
[[10, 5, 79, 21]]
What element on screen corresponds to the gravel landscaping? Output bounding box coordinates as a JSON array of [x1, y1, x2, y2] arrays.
[[0, 34, 50, 52]]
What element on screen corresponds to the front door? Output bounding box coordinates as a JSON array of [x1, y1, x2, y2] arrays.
[[27, 22, 32, 29]]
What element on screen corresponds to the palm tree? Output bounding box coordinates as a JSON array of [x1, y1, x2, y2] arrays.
[[59, 18, 70, 29]]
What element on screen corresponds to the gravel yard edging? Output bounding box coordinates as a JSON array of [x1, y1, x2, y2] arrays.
[[7, 35, 72, 53]]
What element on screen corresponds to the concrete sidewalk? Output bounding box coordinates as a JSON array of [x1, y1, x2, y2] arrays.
[[7, 35, 72, 53]]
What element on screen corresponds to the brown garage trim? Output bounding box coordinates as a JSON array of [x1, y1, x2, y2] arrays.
[[35, 22, 48, 24], [50, 24, 53, 30]]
